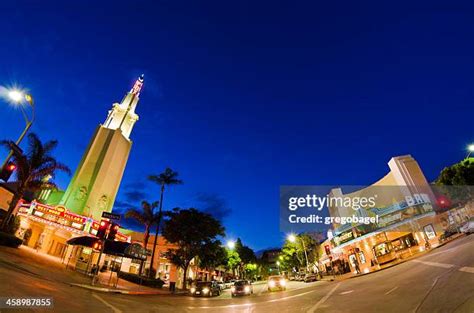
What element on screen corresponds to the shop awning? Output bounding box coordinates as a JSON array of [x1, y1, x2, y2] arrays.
[[67, 236, 146, 260]]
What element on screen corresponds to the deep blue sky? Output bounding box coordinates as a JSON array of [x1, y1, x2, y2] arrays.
[[0, 1, 473, 250]]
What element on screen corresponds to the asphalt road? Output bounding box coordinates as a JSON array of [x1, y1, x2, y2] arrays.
[[1, 235, 473, 313]]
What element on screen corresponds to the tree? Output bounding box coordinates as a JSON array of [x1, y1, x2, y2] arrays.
[[226, 249, 241, 277], [197, 241, 227, 278], [0, 133, 71, 230], [148, 168, 183, 278], [280, 233, 320, 273], [235, 238, 256, 278], [162, 208, 224, 289], [125, 200, 159, 275], [435, 159, 474, 205]]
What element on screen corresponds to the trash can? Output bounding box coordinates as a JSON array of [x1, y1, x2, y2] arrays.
[[169, 282, 176, 293]]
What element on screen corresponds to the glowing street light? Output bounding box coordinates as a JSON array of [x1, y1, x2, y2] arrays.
[[227, 240, 236, 249], [467, 144, 474, 158], [8, 90, 24, 103]]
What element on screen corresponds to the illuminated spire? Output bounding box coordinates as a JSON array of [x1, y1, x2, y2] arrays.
[[103, 75, 144, 140]]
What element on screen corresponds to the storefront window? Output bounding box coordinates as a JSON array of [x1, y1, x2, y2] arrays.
[[423, 224, 436, 239], [358, 251, 366, 264], [373, 242, 391, 257]]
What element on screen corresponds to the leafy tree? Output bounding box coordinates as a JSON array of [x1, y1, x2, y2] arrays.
[[435, 159, 474, 205], [0, 133, 71, 230], [197, 241, 227, 276], [226, 249, 241, 277], [235, 238, 256, 278], [148, 168, 183, 278], [280, 233, 320, 273], [162, 208, 224, 289], [125, 200, 159, 275]]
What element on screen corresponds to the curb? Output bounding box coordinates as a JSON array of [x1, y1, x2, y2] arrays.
[[69, 283, 167, 295]]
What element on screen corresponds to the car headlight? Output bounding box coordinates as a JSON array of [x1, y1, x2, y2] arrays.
[[190, 287, 196, 293], [280, 279, 286, 286], [244, 286, 250, 293], [231, 286, 236, 292], [269, 281, 276, 288], [202, 288, 209, 294]]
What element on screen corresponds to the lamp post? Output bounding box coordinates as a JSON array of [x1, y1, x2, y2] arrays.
[[466, 144, 474, 159], [226, 240, 235, 250], [1, 89, 35, 170], [288, 233, 309, 272]]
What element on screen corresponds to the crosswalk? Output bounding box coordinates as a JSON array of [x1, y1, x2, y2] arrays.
[[412, 259, 474, 273]]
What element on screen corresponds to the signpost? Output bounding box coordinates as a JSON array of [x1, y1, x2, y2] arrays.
[[101, 212, 121, 221]]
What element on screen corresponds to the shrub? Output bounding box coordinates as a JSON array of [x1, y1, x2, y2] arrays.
[[0, 231, 23, 248], [118, 271, 165, 288]]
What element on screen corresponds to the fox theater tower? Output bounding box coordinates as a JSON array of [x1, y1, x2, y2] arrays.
[[13, 75, 145, 256]]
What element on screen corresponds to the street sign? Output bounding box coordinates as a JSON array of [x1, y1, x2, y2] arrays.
[[101, 212, 121, 221]]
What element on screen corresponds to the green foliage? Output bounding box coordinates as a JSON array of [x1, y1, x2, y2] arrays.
[[435, 159, 474, 205], [226, 249, 241, 271], [163, 208, 224, 289], [198, 241, 227, 270], [0, 133, 71, 230], [279, 233, 320, 272]]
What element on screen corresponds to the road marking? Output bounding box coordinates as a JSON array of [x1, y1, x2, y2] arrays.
[[306, 283, 340, 313], [412, 260, 454, 269], [92, 293, 122, 313], [339, 290, 353, 295], [188, 287, 322, 309], [384, 286, 398, 295], [459, 266, 474, 273]]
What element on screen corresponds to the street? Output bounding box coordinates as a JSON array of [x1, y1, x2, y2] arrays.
[[0, 235, 473, 313]]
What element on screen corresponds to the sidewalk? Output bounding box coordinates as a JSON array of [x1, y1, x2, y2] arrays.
[[0, 245, 172, 295], [320, 233, 466, 282]]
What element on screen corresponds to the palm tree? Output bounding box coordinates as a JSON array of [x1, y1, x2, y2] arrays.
[[0, 133, 71, 230], [147, 168, 183, 278], [125, 200, 159, 275]]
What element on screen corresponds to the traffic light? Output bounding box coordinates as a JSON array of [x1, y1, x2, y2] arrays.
[[324, 245, 331, 256], [97, 220, 110, 240], [108, 223, 120, 241], [0, 162, 17, 182]]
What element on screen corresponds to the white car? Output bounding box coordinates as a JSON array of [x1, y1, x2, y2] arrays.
[[460, 217, 474, 234]]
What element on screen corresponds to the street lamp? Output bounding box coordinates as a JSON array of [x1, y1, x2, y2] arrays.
[[287, 233, 309, 272], [0, 88, 35, 171], [227, 240, 235, 250], [466, 144, 474, 158]]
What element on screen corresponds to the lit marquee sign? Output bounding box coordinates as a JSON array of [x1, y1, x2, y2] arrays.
[[30, 203, 86, 230]]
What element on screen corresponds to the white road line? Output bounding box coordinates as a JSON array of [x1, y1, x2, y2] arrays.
[[339, 290, 353, 295], [459, 266, 474, 273], [92, 293, 122, 313], [188, 288, 321, 309], [411, 260, 454, 269], [306, 283, 340, 313], [384, 286, 398, 295]]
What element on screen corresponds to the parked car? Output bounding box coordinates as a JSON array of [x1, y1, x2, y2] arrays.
[[231, 280, 253, 297], [303, 273, 318, 283], [216, 281, 226, 291], [439, 229, 458, 242], [267, 275, 287, 291], [190, 281, 221, 297], [460, 217, 474, 234], [224, 280, 235, 289]]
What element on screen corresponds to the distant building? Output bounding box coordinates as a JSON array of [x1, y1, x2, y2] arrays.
[[261, 248, 281, 274]]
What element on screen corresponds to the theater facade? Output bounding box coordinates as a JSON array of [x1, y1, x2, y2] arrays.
[[319, 155, 473, 275]]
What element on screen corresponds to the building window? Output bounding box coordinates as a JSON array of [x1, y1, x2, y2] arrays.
[[423, 224, 436, 239], [358, 251, 366, 264]]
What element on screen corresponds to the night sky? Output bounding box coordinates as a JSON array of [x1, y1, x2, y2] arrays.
[[0, 1, 473, 250]]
